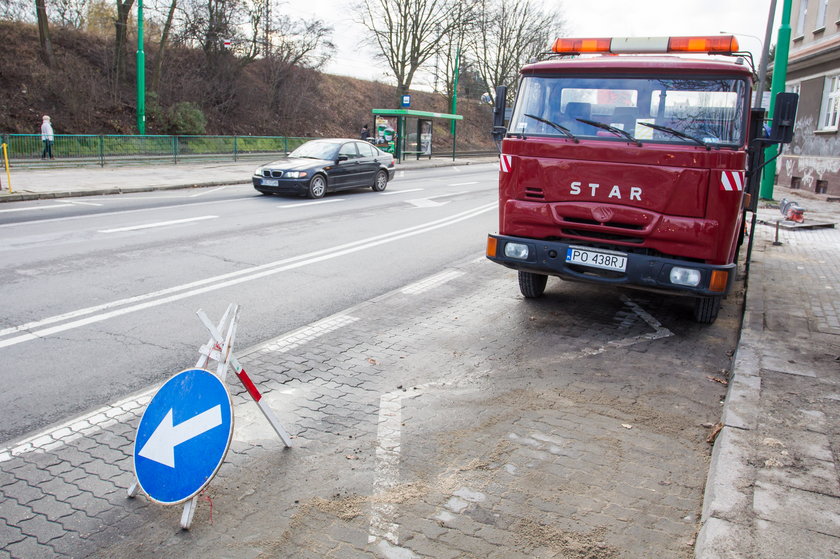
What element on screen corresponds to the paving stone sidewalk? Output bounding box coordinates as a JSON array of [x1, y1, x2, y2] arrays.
[[696, 188, 840, 558]]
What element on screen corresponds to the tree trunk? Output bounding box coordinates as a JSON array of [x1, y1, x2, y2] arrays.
[[114, 0, 136, 84], [35, 0, 55, 67], [152, 0, 177, 91]]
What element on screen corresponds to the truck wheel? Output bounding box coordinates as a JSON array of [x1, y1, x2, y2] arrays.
[[518, 271, 548, 298], [693, 296, 722, 324]]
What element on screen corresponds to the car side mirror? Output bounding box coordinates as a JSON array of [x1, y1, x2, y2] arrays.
[[337, 155, 348, 162], [492, 86, 508, 142], [767, 92, 798, 144]]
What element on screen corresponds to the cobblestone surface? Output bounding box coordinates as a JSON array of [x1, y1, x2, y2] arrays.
[[1, 253, 743, 558], [696, 190, 840, 558]]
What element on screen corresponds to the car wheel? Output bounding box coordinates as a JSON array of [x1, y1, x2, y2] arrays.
[[372, 170, 388, 192], [518, 271, 547, 298], [307, 174, 327, 199], [693, 296, 722, 324]]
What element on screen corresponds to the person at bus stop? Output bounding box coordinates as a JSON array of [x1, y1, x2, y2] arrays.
[[360, 124, 370, 141], [41, 115, 54, 159]]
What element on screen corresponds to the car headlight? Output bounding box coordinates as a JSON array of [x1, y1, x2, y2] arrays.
[[284, 171, 308, 178], [254, 167, 264, 175]]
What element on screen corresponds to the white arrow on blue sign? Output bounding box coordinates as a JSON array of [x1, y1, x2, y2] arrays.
[[133, 368, 233, 505]]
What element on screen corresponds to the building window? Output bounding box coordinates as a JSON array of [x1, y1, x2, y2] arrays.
[[796, 0, 809, 36], [819, 74, 840, 131], [816, 180, 827, 194], [791, 176, 802, 189], [815, 0, 827, 29]]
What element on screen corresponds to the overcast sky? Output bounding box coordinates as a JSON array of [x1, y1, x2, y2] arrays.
[[287, 0, 781, 88]]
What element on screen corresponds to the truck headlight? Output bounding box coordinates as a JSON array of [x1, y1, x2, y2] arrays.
[[670, 267, 701, 287], [504, 242, 530, 260]]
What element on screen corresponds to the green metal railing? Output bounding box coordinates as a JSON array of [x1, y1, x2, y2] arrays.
[[1, 134, 312, 167]]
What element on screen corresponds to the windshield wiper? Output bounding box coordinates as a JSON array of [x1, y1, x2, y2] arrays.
[[524, 113, 579, 142], [637, 122, 710, 149], [576, 118, 641, 147]]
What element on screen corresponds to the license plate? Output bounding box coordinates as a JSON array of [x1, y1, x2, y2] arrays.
[[566, 246, 627, 272], [262, 179, 279, 186]]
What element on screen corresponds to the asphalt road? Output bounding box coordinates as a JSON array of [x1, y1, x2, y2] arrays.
[[0, 164, 499, 445]]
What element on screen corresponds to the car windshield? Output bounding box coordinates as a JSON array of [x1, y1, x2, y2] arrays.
[[509, 74, 748, 147], [290, 141, 339, 160]]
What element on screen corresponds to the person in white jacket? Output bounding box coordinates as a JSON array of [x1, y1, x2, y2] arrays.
[[41, 115, 54, 159]]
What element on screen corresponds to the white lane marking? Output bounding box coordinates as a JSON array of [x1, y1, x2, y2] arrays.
[[369, 390, 405, 544], [401, 270, 464, 295], [98, 215, 218, 233], [188, 186, 227, 198], [0, 388, 156, 462], [0, 204, 69, 213], [277, 199, 345, 208], [405, 191, 468, 208], [407, 198, 444, 208], [257, 314, 359, 354], [0, 202, 497, 348], [59, 200, 104, 207], [0, 314, 364, 461], [379, 188, 423, 196], [0, 194, 253, 230], [448, 182, 478, 187]]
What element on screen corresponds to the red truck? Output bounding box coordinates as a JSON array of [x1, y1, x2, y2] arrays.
[[486, 35, 796, 323]]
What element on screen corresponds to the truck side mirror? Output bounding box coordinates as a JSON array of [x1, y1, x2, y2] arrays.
[[492, 86, 508, 142], [768, 92, 798, 144]]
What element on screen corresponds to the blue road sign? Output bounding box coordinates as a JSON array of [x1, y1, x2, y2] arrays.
[[133, 368, 233, 505], [401, 95, 411, 108]]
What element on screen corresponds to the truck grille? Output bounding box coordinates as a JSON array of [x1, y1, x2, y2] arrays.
[[560, 217, 645, 243], [524, 187, 545, 200]]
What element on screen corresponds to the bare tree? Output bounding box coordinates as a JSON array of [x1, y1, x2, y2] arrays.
[[151, 0, 178, 91], [51, 0, 87, 27], [35, 0, 55, 66], [430, 1, 475, 111], [114, 0, 135, 83], [1, 0, 32, 21], [469, 0, 564, 104], [262, 15, 333, 111], [356, 0, 461, 106]]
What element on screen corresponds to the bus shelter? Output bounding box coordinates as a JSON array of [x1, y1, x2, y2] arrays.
[[370, 109, 463, 162]]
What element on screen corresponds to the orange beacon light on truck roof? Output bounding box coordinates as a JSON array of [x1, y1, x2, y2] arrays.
[[551, 35, 740, 55]]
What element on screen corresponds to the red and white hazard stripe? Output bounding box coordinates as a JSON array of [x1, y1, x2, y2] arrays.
[[720, 170, 745, 192], [499, 154, 512, 173]]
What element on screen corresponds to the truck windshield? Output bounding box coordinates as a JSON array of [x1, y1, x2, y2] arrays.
[[509, 75, 748, 147]]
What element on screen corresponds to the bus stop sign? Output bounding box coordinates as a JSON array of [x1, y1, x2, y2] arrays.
[[133, 368, 233, 504]]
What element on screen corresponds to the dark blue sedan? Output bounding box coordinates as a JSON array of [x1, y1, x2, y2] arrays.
[[253, 138, 396, 198]]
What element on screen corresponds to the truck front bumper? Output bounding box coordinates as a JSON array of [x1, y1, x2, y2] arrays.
[[486, 234, 735, 298]]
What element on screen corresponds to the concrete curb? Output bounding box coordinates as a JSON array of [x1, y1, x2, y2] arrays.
[[695, 293, 763, 557]]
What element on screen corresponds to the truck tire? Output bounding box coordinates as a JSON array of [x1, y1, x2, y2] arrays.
[[518, 271, 548, 298], [693, 296, 722, 324]]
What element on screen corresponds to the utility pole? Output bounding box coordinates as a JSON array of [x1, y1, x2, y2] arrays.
[[755, 0, 778, 107], [760, 0, 793, 200], [137, 0, 146, 134]]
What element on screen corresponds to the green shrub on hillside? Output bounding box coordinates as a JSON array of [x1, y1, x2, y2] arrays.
[[166, 102, 207, 135]]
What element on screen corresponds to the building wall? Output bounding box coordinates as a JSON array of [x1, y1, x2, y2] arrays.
[[779, 0, 840, 196]]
